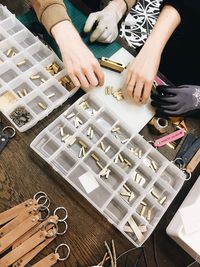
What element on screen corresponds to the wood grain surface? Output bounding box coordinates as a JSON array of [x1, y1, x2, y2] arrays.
[[0, 87, 200, 267], [0, 1, 200, 265]]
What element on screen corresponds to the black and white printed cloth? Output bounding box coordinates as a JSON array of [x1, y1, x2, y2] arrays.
[[120, 0, 162, 49]]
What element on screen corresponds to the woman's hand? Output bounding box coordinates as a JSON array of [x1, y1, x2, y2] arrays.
[[125, 4, 182, 104], [125, 43, 161, 104], [51, 20, 104, 89]]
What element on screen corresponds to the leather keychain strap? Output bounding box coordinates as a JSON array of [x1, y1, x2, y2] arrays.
[[186, 148, 200, 173], [0, 124, 16, 153], [0, 198, 37, 226], [154, 129, 185, 148], [12, 215, 58, 249], [0, 134, 9, 153], [32, 253, 59, 267], [12, 216, 59, 267], [13, 235, 56, 267], [175, 134, 198, 163], [0, 119, 4, 132], [0, 214, 41, 254], [0, 204, 40, 238], [32, 244, 70, 267], [181, 138, 200, 166], [0, 226, 57, 267]]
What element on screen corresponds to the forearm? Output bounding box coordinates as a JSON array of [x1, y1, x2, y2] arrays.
[[125, 4, 182, 103], [31, 0, 70, 34], [51, 21, 81, 51], [123, 0, 138, 12], [112, 0, 127, 15], [143, 5, 181, 53]]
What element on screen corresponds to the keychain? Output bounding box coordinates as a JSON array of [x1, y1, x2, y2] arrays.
[[186, 148, 200, 173], [173, 134, 200, 179], [0, 118, 16, 153], [0, 201, 49, 239], [174, 134, 200, 168], [0, 191, 49, 227], [0, 194, 69, 267], [12, 207, 67, 250], [12, 207, 68, 267], [32, 244, 70, 267], [0, 192, 50, 253], [0, 211, 50, 254], [0, 220, 58, 266], [153, 128, 185, 148]]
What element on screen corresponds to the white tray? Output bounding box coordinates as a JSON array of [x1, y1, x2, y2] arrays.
[[0, 5, 78, 132], [31, 93, 186, 246]]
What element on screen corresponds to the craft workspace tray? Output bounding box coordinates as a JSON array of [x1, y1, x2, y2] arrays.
[[0, 5, 78, 132], [31, 93, 186, 246]]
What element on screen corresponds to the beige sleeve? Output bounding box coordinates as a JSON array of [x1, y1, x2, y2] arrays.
[[31, 0, 71, 34], [124, 0, 138, 11]]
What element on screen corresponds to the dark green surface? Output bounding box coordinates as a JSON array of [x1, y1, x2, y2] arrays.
[[18, 0, 121, 59]]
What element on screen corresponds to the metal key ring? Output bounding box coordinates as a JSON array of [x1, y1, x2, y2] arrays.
[[33, 191, 47, 201], [172, 158, 185, 169], [45, 221, 58, 238], [2, 126, 16, 139], [182, 168, 192, 181], [55, 244, 70, 261], [54, 207, 68, 222], [57, 220, 68, 236], [37, 195, 50, 208], [148, 140, 158, 150], [38, 206, 50, 221]]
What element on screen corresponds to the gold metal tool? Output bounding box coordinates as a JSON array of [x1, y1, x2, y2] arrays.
[[99, 57, 126, 73]]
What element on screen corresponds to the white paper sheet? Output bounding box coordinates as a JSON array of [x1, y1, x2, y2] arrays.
[[84, 48, 155, 134], [79, 172, 100, 194]]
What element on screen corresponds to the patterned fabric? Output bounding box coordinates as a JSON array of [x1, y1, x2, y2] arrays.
[[193, 88, 200, 108], [120, 0, 163, 49]]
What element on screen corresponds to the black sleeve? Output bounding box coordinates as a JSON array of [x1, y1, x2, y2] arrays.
[[160, 0, 185, 19]]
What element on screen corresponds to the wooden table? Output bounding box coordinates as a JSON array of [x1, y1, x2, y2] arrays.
[[1, 90, 200, 267], [1, 2, 200, 266]]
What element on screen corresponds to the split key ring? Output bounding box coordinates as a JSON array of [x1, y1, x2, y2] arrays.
[[2, 126, 16, 139]]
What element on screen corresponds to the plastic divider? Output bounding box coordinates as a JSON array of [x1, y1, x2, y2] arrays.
[[0, 5, 12, 21], [31, 91, 186, 246], [0, 15, 24, 35], [13, 29, 38, 49], [0, 5, 80, 131]]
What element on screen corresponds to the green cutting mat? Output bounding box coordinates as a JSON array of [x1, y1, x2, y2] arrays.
[[18, 0, 121, 59]]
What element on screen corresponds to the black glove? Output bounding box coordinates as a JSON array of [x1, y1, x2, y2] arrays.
[[151, 85, 200, 117]]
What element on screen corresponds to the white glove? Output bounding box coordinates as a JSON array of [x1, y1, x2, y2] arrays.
[[84, 1, 126, 43], [123, 13, 137, 27]]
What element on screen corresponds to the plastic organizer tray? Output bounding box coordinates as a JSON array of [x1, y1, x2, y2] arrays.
[[0, 5, 78, 132], [31, 93, 186, 246]]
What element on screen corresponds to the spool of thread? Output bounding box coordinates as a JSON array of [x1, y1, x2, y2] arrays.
[[148, 117, 169, 135]]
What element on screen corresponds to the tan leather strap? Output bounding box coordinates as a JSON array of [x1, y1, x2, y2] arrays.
[[13, 236, 55, 267], [0, 229, 47, 267], [0, 199, 37, 226], [186, 148, 200, 173], [32, 253, 59, 267], [0, 227, 56, 266], [12, 215, 58, 249], [13, 216, 59, 267], [0, 205, 40, 238], [0, 214, 40, 254]]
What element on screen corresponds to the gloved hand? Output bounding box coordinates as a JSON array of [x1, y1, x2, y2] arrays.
[[84, 0, 126, 43], [151, 85, 200, 116]]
